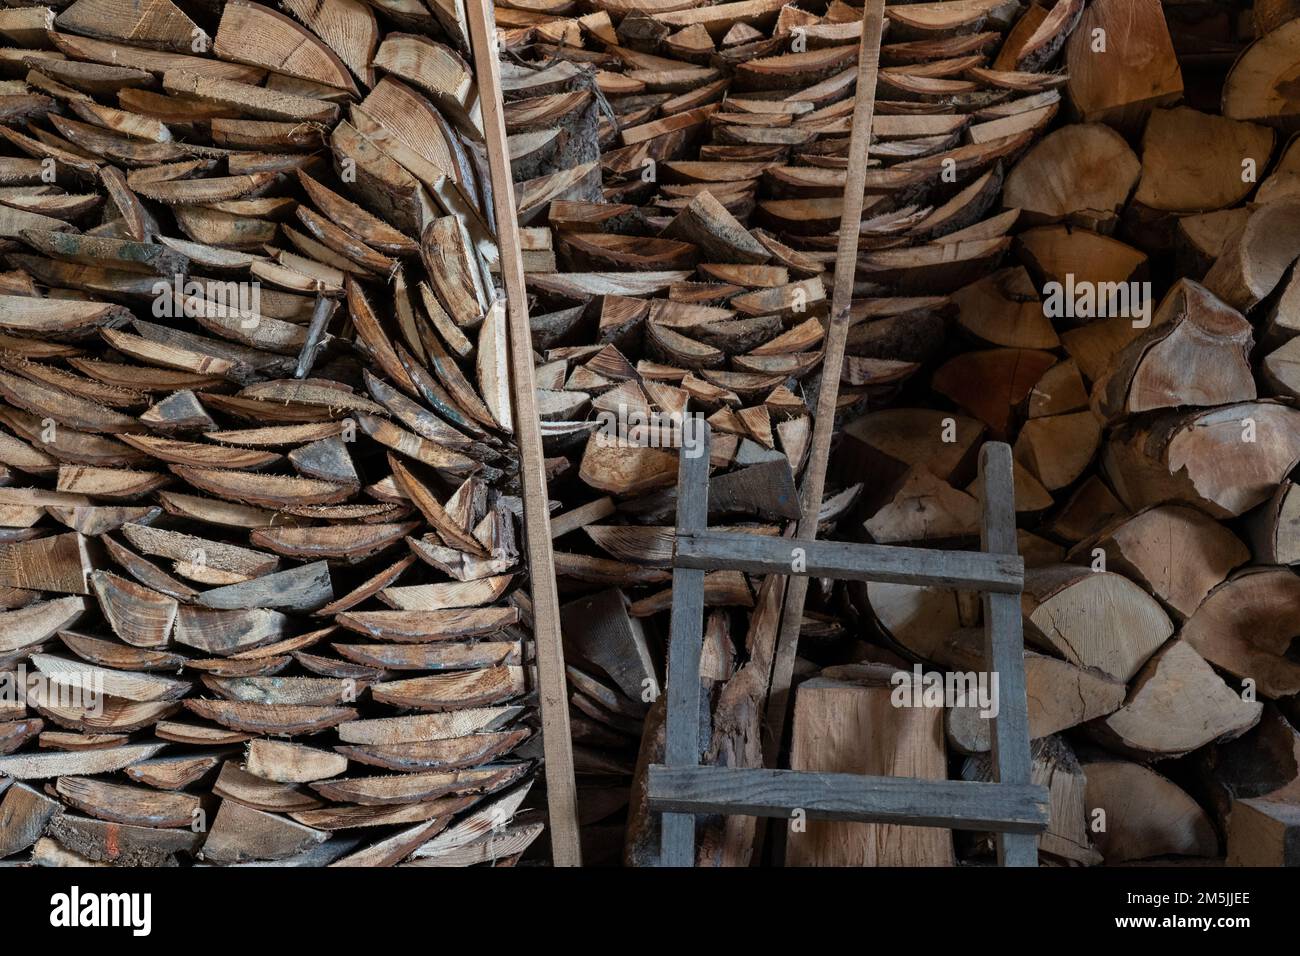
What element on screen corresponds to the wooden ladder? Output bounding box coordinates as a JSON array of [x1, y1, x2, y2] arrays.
[[646, 423, 1050, 867]]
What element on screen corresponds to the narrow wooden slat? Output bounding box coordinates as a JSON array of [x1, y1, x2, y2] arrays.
[[647, 766, 1050, 833], [465, 0, 581, 867], [675, 531, 1024, 592], [978, 441, 1038, 866], [763, 0, 888, 779], [660, 422, 710, 867]]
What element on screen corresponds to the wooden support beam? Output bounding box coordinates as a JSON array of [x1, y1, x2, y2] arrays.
[[660, 422, 710, 866], [647, 766, 1051, 833], [762, 0, 888, 780], [675, 531, 1023, 592], [465, 0, 581, 867]]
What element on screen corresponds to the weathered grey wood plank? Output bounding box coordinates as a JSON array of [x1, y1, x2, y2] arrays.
[[978, 441, 1038, 866], [466, 0, 581, 867], [660, 421, 710, 867], [647, 765, 1049, 833], [675, 531, 1023, 592]]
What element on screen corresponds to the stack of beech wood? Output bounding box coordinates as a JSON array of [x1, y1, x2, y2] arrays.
[[0, 0, 547, 866], [498, 0, 1300, 866]]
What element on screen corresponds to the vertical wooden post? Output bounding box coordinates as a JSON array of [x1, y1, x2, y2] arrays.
[[977, 442, 1038, 867], [661, 422, 711, 866], [464, 0, 582, 867], [762, 0, 889, 788]]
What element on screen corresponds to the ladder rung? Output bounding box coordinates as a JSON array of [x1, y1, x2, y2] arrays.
[[674, 531, 1024, 593], [647, 765, 1049, 833]]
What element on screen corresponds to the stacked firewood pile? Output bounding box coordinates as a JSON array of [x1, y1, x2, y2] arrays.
[[494, 0, 1300, 867], [1, 0, 1299, 870], [824, 0, 1300, 868], [0, 0, 547, 866]]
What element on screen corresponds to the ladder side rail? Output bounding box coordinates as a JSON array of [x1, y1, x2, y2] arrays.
[[977, 442, 1038, 867], [659, 421, 712, 866]]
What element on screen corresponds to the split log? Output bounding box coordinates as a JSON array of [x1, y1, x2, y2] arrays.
[[961, 735, 1101, 866], [47, 813, 202, 866], [203, 800, 330, 863], [942, 638, 1125, 754], [1133, 107, 1274, 215], [863, 580, 978, 663], [1002, 123, 1138, 231], [1181, 570, 1300, 699], [1222, 17, 1300, 129], [1204, 200, 1300, 311], [1070, 504, 1249, 619], [786, 669, 953, 866], [1092, 280, 1255, 424], [1227, 799, 1300, 866], [1064, 0, 1182, 133], [1102, 402, 1300, 518], [1082, 759, 1218, 864], [1197, 706, 1300, 823], [1245, 480, 1300, 566], [1091, 640, 1262, 760], [0, 783, 61, 858], [1021, 565, 1172, 682]]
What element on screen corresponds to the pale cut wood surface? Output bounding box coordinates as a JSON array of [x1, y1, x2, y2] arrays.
[[786, 676, 955, 866]]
